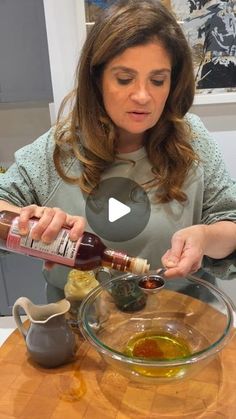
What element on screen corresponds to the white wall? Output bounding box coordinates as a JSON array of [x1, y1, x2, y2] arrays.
[[0, 1, 86, 170], [43, 0, 86, 119]]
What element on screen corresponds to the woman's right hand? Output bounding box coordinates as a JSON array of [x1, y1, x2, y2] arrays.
[[18, 204, 86, 243]]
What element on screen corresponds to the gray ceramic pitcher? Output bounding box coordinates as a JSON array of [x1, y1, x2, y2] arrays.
[[12, 297, 77, 368]]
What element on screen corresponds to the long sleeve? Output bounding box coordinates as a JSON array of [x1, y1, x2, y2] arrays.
[[0, 128, 75, 207], [186, 113, 236, 225]]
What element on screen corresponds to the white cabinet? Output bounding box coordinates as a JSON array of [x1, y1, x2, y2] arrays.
[[0, 0, 53, 103]]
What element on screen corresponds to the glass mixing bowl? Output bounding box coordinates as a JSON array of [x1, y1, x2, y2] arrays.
[[78, 273, 236, 384]]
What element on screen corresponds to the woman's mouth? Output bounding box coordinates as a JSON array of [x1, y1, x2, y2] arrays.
[[127, 111, 150, 122]]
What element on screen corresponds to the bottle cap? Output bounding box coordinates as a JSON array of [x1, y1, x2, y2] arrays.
[[131, 257, 150, 274]]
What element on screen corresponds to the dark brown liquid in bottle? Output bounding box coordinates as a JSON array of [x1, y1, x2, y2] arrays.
[[0, 211, 149, 274], [74, 232, 136, 271], [74, 232, 106, 270]]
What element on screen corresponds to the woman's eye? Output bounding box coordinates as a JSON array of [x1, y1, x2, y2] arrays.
[[151, 79, 164, 86], [117, 78, 132, 85]]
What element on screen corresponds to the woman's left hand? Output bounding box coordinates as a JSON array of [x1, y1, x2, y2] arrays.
[[161, 225, 206, 278]]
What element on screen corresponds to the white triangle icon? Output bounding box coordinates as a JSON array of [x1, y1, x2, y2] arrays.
[[108, 198, 131, 223]]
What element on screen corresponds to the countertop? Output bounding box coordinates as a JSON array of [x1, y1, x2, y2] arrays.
[[1, 289, 236, 419]]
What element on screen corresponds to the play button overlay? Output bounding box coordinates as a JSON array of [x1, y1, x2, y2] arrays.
[[108, 198, 131, 222], [85, 177, 151, 241]]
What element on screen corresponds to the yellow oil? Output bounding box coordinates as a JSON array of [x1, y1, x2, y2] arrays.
[[124, 330, 192, 378], [60, 368, 87, 402]]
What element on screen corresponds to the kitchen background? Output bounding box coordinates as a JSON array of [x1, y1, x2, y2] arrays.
[[0, 0, 236, 317]]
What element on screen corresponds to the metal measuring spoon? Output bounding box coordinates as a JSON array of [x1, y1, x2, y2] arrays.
[[137, 269, 166, 294]]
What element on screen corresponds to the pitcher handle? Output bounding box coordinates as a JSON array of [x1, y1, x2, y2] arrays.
[[12, 296, 31, 339]]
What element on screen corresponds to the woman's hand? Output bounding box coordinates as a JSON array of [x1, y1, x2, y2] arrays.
[[18, 204, 86, 243], [162, 221, 236, 278], [161, 225, 206, 278]]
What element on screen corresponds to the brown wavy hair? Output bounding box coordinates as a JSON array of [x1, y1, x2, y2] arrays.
[[54, 0, 199, 203]]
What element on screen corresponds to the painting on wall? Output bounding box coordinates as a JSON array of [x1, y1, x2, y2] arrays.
[[85, 0, 236, 94], [170, 0, 236, 93]]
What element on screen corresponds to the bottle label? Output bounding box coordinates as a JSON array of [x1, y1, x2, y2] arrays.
[[6, 217, 81, 266], [105, 249, 128, 271]]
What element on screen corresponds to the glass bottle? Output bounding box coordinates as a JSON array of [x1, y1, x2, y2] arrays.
[[95, 269, 147, 312], [0, 210, 150, 274], [110, 275, 147, 312]]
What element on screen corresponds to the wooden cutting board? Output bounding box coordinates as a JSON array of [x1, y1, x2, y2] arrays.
[[0, 323, 236, 419]]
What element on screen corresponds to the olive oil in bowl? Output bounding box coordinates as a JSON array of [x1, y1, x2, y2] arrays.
[[124, 330, 191, 378]]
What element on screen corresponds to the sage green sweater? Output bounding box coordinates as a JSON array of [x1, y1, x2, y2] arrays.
[[0, 113, 235, 299]]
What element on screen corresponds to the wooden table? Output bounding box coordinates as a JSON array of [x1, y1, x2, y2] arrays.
[[1, 309, 236, 418]]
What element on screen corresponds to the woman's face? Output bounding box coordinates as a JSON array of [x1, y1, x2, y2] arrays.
[[102, 41, 171, 148]]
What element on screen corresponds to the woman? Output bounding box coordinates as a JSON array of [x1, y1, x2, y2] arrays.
[[0, 0, 236, 301]]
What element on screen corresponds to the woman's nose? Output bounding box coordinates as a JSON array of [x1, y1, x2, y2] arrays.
[[130, 83, 151, 104]]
